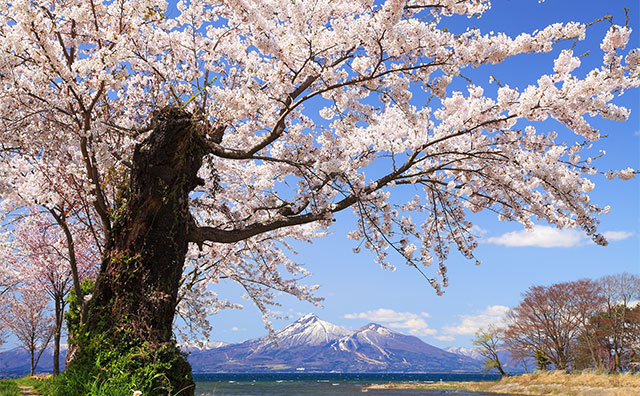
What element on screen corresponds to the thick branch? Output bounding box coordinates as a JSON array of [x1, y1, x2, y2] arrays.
[[49, 208, 84, 309], [189, 147, 419, 244]]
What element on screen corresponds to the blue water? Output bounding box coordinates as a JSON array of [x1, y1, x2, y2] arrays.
[[193, 373, 511, 395]]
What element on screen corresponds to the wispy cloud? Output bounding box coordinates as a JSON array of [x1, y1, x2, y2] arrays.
[[434, 335, 455, 342], [442, 305, 509, 336], [344, 308, 436, 336], [485, 225, 633, 248], [344, 308, 430, 322], [601, 231, 634, 242]]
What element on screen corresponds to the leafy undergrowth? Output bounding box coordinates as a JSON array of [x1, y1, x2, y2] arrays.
[[18, 369, 191, 396], [368, 371, 640, 396], [20, 371, 142, 396]]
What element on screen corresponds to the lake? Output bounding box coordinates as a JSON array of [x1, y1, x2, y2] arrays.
[[193, 373, 515, 395]]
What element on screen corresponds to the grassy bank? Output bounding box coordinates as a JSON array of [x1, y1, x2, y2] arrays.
[[365, 371, 640, 396], [0, 378, 20, 396], [0, 376, 56, 396]]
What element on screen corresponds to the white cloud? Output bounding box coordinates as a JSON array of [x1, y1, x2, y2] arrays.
[[344, 308, 436, 337], [231, 327, 246, 332], [344, 308, 429, 322], [485, 225, 633, 248], [470, 225, 488, 237], [601, 231, 634, 242], [434, 335, 455, 342], [485, 225, 583, 248], [442, 305, 509, 336], [388, 318, 437, 336]]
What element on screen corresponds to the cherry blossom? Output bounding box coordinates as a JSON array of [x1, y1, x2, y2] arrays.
[[0, 210, 98, 374], [0, 0, 637, 332], [2, 288, 55, 375]]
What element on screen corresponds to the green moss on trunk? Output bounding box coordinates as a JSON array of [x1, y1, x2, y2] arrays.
[[61, 108, 209, 396]]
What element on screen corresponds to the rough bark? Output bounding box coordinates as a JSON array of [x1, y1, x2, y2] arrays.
[[71, 107, 209, 395]]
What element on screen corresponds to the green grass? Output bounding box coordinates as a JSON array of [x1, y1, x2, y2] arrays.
[[0, 376, 58, 396], [17, 376, 57, 396], [0, 379, 20, 396]]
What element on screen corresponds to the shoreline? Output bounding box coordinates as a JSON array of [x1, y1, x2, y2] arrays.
[[364, 371, 640, 396]]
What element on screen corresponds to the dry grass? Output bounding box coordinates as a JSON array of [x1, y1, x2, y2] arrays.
[[364, 371, 640, 396], [503, 371, 640, 388]]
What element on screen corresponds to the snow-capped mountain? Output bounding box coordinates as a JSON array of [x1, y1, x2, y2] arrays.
[[180, 340, 229, 351], [446, 346, 483, 361], [318, 323, 482, 372], [248, 313, 351, 350], [187, 314, 352, 371], [187, 315, 483, 373]]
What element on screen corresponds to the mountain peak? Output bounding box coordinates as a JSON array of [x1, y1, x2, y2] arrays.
[[251, 313, 351, 350], [297, 313, 320, 322], [356, 322, 395, 336]]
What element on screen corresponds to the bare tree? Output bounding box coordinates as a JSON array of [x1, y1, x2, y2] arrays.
[[503, 279, 605, 370], [600, 273, 640, 308], [588, 273, 640, 371]]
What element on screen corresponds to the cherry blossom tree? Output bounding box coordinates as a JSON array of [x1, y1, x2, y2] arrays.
[[0, 227, 19, 350], [6, 211, 98, 375], [0, 0, 638, 394], [3, 289, 55, 376]]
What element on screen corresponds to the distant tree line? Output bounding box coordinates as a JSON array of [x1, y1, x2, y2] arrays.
[[474, 273, 640, 375]]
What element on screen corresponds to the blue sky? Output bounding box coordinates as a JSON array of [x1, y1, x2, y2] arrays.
[[202, 0, 640, 349]]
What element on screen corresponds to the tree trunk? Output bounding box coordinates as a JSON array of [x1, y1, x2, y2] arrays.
[[30, 344, 34, 376], [53, 297, 63, 376], [492, 352, 506, 377], [68, 108, 209, 395]]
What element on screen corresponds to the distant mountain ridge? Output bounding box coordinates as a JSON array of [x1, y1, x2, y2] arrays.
[[187, 314, 483, 373], [180, 340, 229, 351], [0, 345, 66, 376], [0, 314, 493, 375], [446, 345, 530, 373], [445, 346, 484, 361]]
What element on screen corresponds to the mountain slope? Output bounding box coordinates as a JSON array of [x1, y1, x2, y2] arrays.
[[317, 323, 482, 372]]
